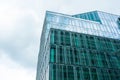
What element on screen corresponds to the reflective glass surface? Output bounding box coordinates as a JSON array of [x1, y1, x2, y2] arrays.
[[49, 29, 120, 80], [36, 11, 120, 80]]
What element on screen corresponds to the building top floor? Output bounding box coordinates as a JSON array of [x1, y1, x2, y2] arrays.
[[42, 10, 120, 40]]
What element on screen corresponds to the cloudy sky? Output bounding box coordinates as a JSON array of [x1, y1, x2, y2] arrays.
[[0, 0, 120, 80]]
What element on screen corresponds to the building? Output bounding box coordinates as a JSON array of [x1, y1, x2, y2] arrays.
[[36, 11, 120, 80]]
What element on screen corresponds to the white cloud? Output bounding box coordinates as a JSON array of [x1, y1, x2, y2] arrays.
[[0, 3, 40, 40], [0, 2, 40, 69], [0, 50, 36, 80]]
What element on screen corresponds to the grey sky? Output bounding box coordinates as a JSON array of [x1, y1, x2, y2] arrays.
[[0, 0, 120, 80]]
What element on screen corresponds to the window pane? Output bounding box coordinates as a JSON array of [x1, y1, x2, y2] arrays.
[[50, 46, 56, 62]]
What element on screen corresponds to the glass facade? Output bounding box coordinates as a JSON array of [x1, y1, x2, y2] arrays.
[[72, 11, 102, 23], [36, 11, 120, 80], [49, 29, 120, 80]]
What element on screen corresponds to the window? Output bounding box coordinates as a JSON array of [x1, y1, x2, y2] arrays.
[[90, 68, 98, 80], [108, 69, 116, 80], [50, 30, 54, 44], [76, 67, 81, 80], [54, 31, 58, 44], [57, 46, 64, 63], [65, 47, 73, 64], [51, 65, 56, 80], [58, 65, 63, 80], [72, 34, 80, 47], [66, 47, 70, 64], [63, 66, 67, 80], [65, 32, 70, 46], [79, 50, 85, 65], [82, 67, 90, 80], [50, 30, 59, 44], [114, 70, 120, 79], [97, 52, 104, 67], [70, 48, 74, 64], [89, 51, 98, 66], [86, 36, 96, 49], [79, 35, 85, 48], [74, 48, 79, 64], [50, 46, 56, 62], [75, 34, 80, 47], [101, 69, 110, 80], [60, 31, 64, 45], [67, 66, 74, 80]]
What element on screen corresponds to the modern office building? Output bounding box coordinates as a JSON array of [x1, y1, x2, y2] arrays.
[[36, 11, 120, 80]]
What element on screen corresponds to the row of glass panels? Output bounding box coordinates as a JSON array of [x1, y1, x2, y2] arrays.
[[48, 22, 120, 38], [46, 12, 120, 39], [50, 45, 120, 69], [50, 29, 120, 52], [72, 11, 102, 23], [49, 64, 120, 80]]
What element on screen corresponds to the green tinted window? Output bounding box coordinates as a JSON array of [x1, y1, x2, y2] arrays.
[[82, 67, 90, 80], [68, 66, 74, 80], [65, 32, 70, 46], [50, 46, 56, 62], [60, 31, 64, 45], [90, 68, 98, 80], [50, 30, 54, 44]]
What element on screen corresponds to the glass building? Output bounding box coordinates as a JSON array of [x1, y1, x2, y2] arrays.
[[36, 11, 120, 80]]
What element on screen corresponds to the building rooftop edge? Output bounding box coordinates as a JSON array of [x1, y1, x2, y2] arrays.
[[46, 10, 119, 17], [45, 10, 102, 24]]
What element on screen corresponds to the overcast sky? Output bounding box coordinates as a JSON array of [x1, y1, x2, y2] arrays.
[[0, 0, 120, 80]]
